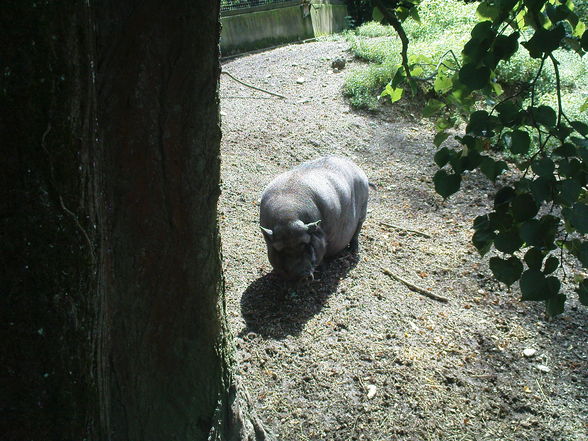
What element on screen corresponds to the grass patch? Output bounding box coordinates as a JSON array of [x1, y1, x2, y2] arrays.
[[343, 0, 478, 109]]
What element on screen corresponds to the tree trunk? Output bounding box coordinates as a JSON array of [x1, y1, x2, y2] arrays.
[[2, 1, 269, 440]]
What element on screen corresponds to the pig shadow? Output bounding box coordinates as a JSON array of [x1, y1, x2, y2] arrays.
[[239, 249, 359, 339]]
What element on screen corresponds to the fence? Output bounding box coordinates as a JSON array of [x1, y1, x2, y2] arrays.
[[221, 0, 294, 12], [220, 0, 349, 55]]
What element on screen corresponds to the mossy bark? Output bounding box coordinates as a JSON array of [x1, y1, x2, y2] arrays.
[[2, 1, 270, 439]]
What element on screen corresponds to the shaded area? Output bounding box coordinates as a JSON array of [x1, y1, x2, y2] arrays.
[[240, 251, 359, 339]]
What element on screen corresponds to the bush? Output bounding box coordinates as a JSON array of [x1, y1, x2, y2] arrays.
[[343, 62, 397, 109]]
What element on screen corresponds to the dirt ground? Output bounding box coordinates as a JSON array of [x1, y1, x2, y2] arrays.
[[218, 39, 588, 441]]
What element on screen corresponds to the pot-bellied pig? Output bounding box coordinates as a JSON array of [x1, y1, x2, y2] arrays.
[[259, 156, 369, 282]]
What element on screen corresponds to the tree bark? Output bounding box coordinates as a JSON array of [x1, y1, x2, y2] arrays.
[[2, 1, 269, 440]]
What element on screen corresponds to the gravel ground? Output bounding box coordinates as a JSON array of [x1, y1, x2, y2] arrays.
[[219, 38, 588, 441]]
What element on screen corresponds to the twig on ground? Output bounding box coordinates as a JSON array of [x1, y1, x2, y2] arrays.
[[221, 70, 287, 99], [379, 221, 431, 238], [382, 267, 449, 303]]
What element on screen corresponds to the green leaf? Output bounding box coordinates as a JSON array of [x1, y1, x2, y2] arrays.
[[493, 32, 520, 62], [434, 132, 451, 147], [519, 216, 559, 249], [410, 65, 424, 77], [466, 110, 497, 137], [573, 20, 586, 39], [530, 176, 554, 202], [391, 65, 405, 88], [553, 143, 576, 157], [433, 169, 461, 199], [558, 179, 581, 206], [520, 269, 549, 301], [571, 136, 588, 148], [580, 97, 588, 113], [433, 73, 453, 94], [531, 105, 557, 128], [480, 156, 507, 181], [423, 99, 445, 117], [476, 3, 499, 20], [511, 193, 539, 221], [543, 256, 559, 275], [451, 148, 482, 172], [489, 211, 514, 230], [494, 186, 516, 210], [524, 247, 544, 270], [566, 203, 588, 234], [576, 279, 588, 306], [581, 29, 588, 51], [496, 101, 522, 126], [531, 157, 555, 177], [396, 6, 410, 21], [489, 256, 523, 286], [472, 229, 495, 256], [435, 116, 457, 131], [372, 6, 384, 22], [522, 25, 566, 58], [491, 81, 504, 96], [571, 121, 588, 136], [409, 6, 421, 23], [494, 230, 523, 254], [571, 240, 588, 267], [524, 0, 547, 13], [463, 38, 486, 63], [508, 130, 531, 155], [546, 3, 569, 23], [459, 64, 491, 90], [557, 158, 582, 178], [473, 214, 491, 231], [550, 124, 573, 141], [381, 84, 404, 103], [547, 276, 561, 296], [471, 20, 494, 40], [546, 293, 566, 317], [434, 147, 452, 167]]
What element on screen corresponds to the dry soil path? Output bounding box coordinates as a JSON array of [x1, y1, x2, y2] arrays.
[[219, 39, 587, 441]]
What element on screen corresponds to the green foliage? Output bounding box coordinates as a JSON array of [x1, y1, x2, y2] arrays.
[[361, 0, 588, 316], [343, 60, 399, 109], [344, 0, 478, 109], [354, 21, 398, 38], [422, 0, 588, 317]]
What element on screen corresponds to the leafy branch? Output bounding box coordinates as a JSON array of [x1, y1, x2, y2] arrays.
[[376, 0, 588, 316]]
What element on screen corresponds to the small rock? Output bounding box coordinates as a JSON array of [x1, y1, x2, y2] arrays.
[[296, 77, 305, 84], [523, 348, 537, 358], [331, 57, 346, 70], [536, 364, 551, 373], [366, 384, 377, 399]]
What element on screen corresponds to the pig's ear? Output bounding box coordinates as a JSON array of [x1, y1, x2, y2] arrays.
[[260, 226, 273, 239], [304, 220, 321, 233]]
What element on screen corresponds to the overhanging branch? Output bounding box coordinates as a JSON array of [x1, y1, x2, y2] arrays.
[[372, 0, 412, 81]]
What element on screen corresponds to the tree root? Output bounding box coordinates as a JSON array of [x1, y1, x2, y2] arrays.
[[221, 70, 287, 99], [379, 221, 431, 238], [382, 267, 449, 303]]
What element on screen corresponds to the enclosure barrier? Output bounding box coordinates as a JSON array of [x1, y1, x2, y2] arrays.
[[220, 0, 349, 56]]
